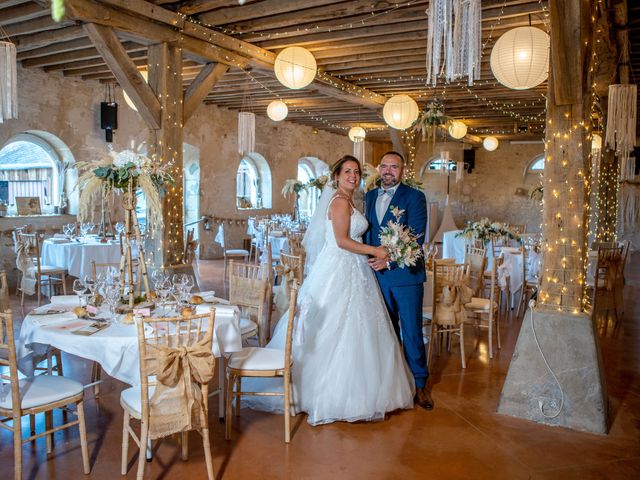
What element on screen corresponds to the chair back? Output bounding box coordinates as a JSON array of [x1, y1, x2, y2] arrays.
[[279, 253, 304, 285], [464, 246, 486, 297], [508, 224, 526, 235], [229, 261, 270, 332], [595, 245, 624, 292], [183, 228, 198, 264], [136, 309, 215, 436], [283, 282, 299, 376], [16, 232, 42, 273], [432, 262, 469, 325], [0, 271, 9, 312], [618, 240, 631, 283], [0, 310, 20, 417]]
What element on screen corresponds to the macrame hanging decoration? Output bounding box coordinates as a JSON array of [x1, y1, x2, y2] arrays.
[[425, 0, 482, 86], [353, 139, 365, 163], [0, 41, 18, 123], [456, 161, 465, 183], [605, 84, 637, 181], [238, 111, 255, 155]]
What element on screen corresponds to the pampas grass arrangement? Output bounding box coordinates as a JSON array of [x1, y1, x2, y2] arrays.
[[76, 146, 173, 231]]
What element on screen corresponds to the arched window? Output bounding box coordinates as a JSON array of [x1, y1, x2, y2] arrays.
[[237, 158, 259, 209], [236, 153, 272, 210], [523, 153, 545, 179], [297, 157, 329, 218], [418, 155, 456, 178], [0, 131, 77, 215]]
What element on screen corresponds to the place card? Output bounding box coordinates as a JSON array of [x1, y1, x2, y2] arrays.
[[133, 307, 151, 317], [71, 322, 110, 336]]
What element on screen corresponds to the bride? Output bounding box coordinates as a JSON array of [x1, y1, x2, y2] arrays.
[[244, 155, 415, 425]]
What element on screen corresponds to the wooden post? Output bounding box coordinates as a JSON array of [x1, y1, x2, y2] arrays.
[[147, 42, 184, 267], [537, 0, 593, 313]]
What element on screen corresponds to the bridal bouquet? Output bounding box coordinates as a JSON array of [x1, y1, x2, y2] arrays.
[[379, 206, 423, 268]]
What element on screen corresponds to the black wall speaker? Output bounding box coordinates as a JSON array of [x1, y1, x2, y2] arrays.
[[100, 102, 118, 142], [463, 149, 475, 173]]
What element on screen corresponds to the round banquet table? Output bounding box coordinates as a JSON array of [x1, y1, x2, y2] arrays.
[[41, 237, 125, 279], [17, 295, 242, 387]]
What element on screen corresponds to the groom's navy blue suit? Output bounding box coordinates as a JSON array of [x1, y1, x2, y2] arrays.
[[364, 182, 429, 388]]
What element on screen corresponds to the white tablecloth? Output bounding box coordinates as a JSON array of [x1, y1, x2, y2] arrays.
[[41, 238, 124, 279], [259, 234, 289, 262], [17, 296, 242, 386], [441, 230, 498, 268]]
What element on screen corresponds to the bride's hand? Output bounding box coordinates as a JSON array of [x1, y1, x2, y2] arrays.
[[372, 246, 389, 260]]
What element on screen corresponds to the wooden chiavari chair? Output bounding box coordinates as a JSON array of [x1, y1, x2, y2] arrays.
[[0, 310, 90, 480], [225, 282, 299, 443], [228, 260, 271, 347], [465, 259, 501, 359], [120, 309, 216, 480]]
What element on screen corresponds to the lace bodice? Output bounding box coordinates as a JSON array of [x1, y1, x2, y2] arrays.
[[325, 208, 369, 247]]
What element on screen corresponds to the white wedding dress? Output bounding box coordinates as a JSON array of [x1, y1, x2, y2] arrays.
[[243, 201, 415, 426]]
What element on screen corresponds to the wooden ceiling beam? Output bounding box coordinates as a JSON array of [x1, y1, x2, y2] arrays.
[[44, 48, 147, 71], [0, 2, 48, 25], [74, 0, 387, 109], [183, 62, 229, 121], [83, 22, 161, 129], [17, 37, 93, 60], [197, 0, 344, 26], [0, 15, 73, 37], [20, 41, 144, 67], [14, 25, 85, 51]]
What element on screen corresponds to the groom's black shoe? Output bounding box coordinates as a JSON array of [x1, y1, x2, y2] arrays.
[[414, 387, 434, 410]]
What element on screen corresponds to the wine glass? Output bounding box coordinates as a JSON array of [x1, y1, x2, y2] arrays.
[[83, 275, 96, 305], [103, 284, 121, 319], [73, 279, 87, 307], [156, 278, 171, 315]]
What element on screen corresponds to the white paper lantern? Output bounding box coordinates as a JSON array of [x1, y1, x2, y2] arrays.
[[448, 120, 468, 139], [123, 70, 148, 111], [592, 133, 602, 151], [490, 26, 550, 90], [348, 126, 366, 142], [483, 136, 499, 151], [267, 100, 288, 121], [274, 47, 317, 90], [383, 94, 419, 130]]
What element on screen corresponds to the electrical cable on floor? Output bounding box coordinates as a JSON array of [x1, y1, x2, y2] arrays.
[[528, 299, 565, 419]]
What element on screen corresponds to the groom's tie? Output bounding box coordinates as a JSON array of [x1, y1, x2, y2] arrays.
[[376, 187, 395, 224]]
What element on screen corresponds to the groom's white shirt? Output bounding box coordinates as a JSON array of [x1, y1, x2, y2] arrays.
[[375, 184, 398, 224]]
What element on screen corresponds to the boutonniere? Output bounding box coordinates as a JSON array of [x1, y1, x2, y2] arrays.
[[389, 205, 406, 220]]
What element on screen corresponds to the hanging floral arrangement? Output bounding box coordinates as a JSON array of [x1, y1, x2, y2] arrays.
[[412, 100, 449, 146]]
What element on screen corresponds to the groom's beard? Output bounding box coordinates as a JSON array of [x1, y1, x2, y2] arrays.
[[381, 177, 400, 188]]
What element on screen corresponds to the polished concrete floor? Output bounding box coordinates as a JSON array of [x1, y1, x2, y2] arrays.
[[1, 255, 639, 479]]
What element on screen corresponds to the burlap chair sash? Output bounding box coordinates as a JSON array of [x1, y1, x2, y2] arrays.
[[437, 280, 473, 325], [15, 238, 37, 295], [146, 338, 215, 439]]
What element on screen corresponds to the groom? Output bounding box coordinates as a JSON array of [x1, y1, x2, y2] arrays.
[[365, 151, 433, 410]]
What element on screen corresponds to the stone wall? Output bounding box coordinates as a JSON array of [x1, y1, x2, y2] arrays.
[[414, 140, 544, 237], [0, 65, 368, 268]]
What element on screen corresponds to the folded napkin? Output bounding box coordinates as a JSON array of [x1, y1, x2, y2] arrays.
[[48, 238, 71, 244], [199, 291, 230, 304], [195, 304, 238, 317], [53, 233, 67, 239], [50, 295, 83, 307], [30, 311, 78, 327], [270, 230, 284, 237]]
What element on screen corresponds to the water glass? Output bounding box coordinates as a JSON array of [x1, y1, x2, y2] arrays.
[[73, 279, 87, 306]]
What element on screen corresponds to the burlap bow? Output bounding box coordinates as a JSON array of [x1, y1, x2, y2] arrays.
[[437, 280, 473, 325], [146, 338, 215, 439], [275, 263, 297, 283], [15, 238, 37, 295]]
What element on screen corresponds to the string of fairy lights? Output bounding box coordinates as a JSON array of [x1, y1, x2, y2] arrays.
[[536, 0, 609, 314]]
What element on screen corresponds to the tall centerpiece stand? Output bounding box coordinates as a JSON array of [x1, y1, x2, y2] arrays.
[[77, 146, 173, 308]]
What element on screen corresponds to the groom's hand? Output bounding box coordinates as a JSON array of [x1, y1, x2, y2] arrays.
[[368, 258, 389, 271]]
